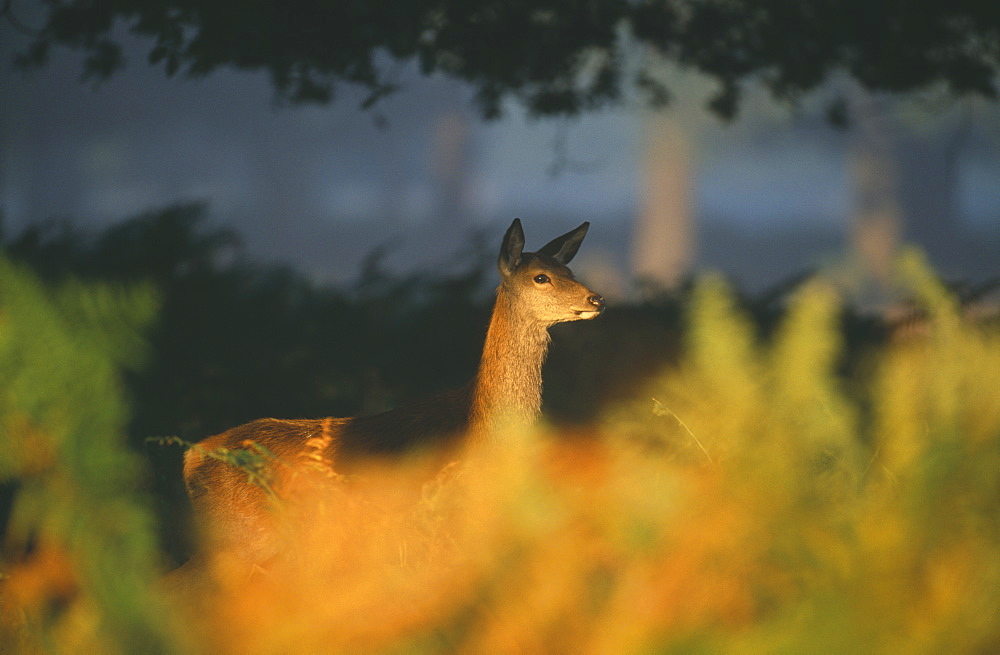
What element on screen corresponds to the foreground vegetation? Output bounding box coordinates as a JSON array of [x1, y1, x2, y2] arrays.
[[1, 210, 998, 652]]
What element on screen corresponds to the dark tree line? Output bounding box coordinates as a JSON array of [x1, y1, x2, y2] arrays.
[[6, 0, 999, 120]]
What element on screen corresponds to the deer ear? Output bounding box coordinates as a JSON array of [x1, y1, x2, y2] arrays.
[[537, 222, 589, 265], [498, 218, 525, 276]]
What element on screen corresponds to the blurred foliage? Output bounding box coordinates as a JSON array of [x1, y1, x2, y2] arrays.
[[1, 205, 998, 651], [6, 0, 1000, 119], [0, 257, 174, 651]]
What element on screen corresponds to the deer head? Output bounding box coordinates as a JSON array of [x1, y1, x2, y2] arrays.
[[497, 218, 604, 327]]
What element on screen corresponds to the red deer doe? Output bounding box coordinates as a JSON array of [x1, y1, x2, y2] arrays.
[[182, 219, 604, 564]]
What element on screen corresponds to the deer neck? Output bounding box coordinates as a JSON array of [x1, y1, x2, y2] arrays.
[[469, 290, 551, 436]]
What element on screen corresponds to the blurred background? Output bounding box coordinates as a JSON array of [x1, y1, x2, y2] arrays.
[[3, 6, 997, 299]]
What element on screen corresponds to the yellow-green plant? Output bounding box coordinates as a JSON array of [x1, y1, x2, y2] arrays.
[[588, 252, 1000, 652], [0, 259, 175, 652]]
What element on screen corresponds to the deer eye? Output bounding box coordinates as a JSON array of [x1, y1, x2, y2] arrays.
[[533, 274, 551, 284]]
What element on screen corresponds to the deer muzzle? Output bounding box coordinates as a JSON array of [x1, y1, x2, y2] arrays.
[[574, 294, 605, 319]]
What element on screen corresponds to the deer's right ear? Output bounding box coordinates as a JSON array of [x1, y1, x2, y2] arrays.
[[498, 218, 525, 276]]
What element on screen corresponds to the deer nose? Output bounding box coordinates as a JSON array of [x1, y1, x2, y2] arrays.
[[587, 294, 605, 311]]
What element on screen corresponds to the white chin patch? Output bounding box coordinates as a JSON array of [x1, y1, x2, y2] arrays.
[[575, 310, 600, 320]]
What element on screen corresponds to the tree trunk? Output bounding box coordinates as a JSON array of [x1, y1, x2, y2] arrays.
[[631, 111, 696, 292]]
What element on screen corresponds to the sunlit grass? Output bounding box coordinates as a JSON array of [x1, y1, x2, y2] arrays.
[[2, 251, 999, 653]]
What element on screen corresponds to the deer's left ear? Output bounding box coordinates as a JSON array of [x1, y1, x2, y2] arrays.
[[537, 222, 589, 265], [498, 218, 525, 276]]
